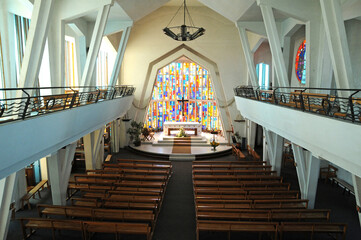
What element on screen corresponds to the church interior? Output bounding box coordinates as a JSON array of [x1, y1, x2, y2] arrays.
[[1, 0, 361, 239]]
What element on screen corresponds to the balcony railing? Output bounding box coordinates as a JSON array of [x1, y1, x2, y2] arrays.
[[234, 86, 361, 124], [0, 85, 135, 124]]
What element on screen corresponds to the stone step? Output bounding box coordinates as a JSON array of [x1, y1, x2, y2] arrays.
[[162, 136, 203, 141], [154, 142, 210, 147], [158, 139, 208, 144]]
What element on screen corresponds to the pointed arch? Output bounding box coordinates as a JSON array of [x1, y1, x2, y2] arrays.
[[135, 44, 232, 136]]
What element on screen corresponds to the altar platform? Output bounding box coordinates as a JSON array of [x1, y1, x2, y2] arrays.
[[129, 131, 232, 161]]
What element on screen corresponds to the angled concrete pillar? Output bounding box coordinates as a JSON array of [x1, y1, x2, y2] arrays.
[[81, 4, 112, 86], [12, 169, 27, 210], [262, 132, 269, 163], [47, 143, 76, 205], [109, 26, 132, 87], [258, 3, 289, 88], [111, 120, 120, 153], [40, 157, 48, 182], [119, 120, 127, 148], [16, 0, 54, 91], [0, 173, 17, 240], [352, 174, 361, 227], [84, 127, 105, 170], [264, 129, 283, 175], [246, 119, 257, 149], [320, 0, 352, 90], [237, 27, 258, 87], [292, 144, 320, 209]]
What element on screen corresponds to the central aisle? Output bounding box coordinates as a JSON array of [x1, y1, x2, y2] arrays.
[[153, 161, 196, 240]]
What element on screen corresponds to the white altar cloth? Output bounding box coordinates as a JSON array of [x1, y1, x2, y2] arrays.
[[163, 122, 202, 136]]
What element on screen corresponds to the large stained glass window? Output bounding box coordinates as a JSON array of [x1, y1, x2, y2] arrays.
[[145, 60, 221, 131], [295, 40, 306, 84]]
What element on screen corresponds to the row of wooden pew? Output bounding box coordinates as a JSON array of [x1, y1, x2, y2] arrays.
[[192, 159, 347, 240], [19, 158, 172, 240]]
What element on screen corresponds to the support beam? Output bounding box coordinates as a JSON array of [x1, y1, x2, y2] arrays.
[[320, 0, 352, 90], [0, 173, 16, 240], [84, 127, 105, 170], [264, 128, 283, 175], [352, 174, 361, 227], [246, 119, 256, 149], [292, 144, 320, 209], [111, 119, 120, 153], [258, 3, 290, 87], [237, 27, 258, 87], [109, 26, 132, 87], [80, 4, 111, 86], [306, 18, 326, 89], [12, 169, 27, 210], [47, 143, 76, 205], [17, 0, 54, 91], [119, 120, 127, 148]]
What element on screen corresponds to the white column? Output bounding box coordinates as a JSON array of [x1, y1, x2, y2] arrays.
[[0, 10, 17, 96], [16, 0, 54, 91], [320, 0, 352, 90], [237, 27, 258, 86], [40, 157, 48, 182], [48, 13, 65, 91], [119, 120, 127, 148], [246, 119, 257, 149], [13, 169, 27, 210], [292, 144, 320, 209], [111, 119, 120, 153], [258, 3, 290, 87], [109, 26, 132, 87], [262, 132, 269, 163], [47, 143, 76, 205], [264, 128, 283, 175], [81, 4, 111, 86], [352, 174, 361, 227], [305, 18, 325, 89], [84, 127, 105, 170], [0, 173, 16, 240]]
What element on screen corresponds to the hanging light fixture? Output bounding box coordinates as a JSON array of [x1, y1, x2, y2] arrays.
[[163, 0, 205, 41]]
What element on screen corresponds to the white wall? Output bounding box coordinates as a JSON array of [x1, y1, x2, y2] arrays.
[[121, 6, 246, 135], [345, 19, 361, 89]]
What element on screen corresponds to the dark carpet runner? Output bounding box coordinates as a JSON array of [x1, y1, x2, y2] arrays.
[[171, 137, 192, 154]]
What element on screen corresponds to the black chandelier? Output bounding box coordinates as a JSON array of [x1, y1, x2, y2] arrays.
[[163, 0, 205, 41]]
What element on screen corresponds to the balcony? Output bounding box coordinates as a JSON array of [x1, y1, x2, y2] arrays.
[[0, 86, 135, 179], [234, 86, 361, 176]]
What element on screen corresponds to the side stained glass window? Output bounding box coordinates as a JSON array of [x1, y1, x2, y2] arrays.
[[295, 40, 306, 84], [145, 60, 222, 131]]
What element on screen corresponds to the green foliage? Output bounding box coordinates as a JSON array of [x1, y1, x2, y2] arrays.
[[127, 120, 143, 144], [176, 127, 188, 137]]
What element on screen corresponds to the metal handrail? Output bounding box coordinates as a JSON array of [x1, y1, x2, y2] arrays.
[[0, 85, 135, 124], [234, 85, 361, 124]]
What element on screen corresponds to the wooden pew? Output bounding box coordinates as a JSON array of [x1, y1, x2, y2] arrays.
[[192, 164, 272, 170], [21, 180, 48, 210], [192, 174, 283, 182], [196, 209, 331, 222], [114, 180, 166, 189], [192, 169, 276, 175], [19, 218, 84, 240], [117, 159, 172, 165], [196, 220, 278, 240], [253, 199, 308, 209], [87, 168, 171, 176], [83, 221, 151, 240], [37, 204, 155, 227], [114, 186, 164, 195], [193, 180, 289, 188], [104, 162, 171, 170], [278, 222, 347, 240], [192, 160, 267, 165]]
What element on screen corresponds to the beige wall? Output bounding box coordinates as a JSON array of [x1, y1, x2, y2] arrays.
[[121, 6, 247, 135]]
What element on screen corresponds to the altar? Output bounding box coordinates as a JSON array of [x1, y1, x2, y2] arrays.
[[163, 122, 202, 136]]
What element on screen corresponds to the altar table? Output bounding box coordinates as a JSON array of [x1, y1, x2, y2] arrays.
[[163, 122, 202, 136]]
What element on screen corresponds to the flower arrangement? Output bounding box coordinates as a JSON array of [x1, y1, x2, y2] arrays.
[[126, 120, 143, 146], [210, 140, 219, 150], [176, 127, 188, 137]]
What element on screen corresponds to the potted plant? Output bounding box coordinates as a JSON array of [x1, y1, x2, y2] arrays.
[[234, 132, 242, 149], [127, 120, 143, 146], [210, 140, 220, 151], [176, 127, 188, 137]]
